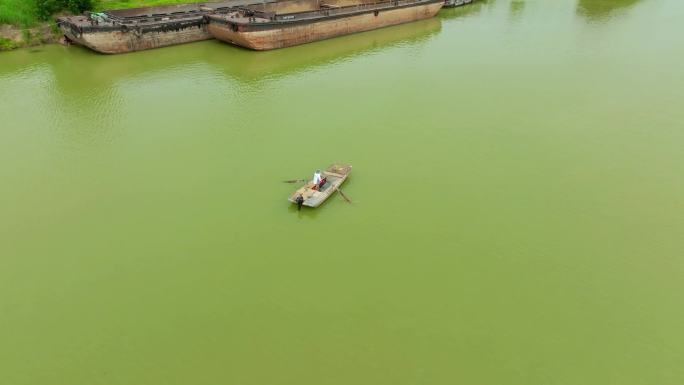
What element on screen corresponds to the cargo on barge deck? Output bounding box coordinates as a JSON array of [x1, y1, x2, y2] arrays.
[[443, 0, 474, 8], [206, 0, 444, 51], [57, 1, 253, 54]]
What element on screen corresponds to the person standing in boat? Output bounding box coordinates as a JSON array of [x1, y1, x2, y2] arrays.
[[312, 170, 326, 191]]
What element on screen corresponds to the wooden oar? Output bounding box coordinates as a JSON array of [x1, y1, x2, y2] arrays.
[[283, 179, 307, 184], [335, 186, 352, 204]]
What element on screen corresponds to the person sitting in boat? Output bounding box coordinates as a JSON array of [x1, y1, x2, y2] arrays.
[[312, 170, 327, 191]]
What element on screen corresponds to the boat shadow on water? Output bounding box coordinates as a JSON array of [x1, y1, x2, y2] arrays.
[[438, 0, 491, 21], [0, 16, 441, 90], [0, 17, 440, 148], [576, 0, 644, 22], [209, 16, 441, 81], [286, 192, 353, 218], [286, 177, 357, 217]]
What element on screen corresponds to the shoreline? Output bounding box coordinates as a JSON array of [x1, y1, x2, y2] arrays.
[[0, 0, 205, 51], [0, 22, 63, 51], [0, 0, 476, 52]]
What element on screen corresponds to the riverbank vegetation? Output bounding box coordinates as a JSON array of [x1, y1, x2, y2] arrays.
[[96, 0, 204, 12], [1, 0, 90, 26], [0, 0, 205, 50], [0, 0, 202, 28], [0, 0, 38, 26], [0, 36, 18, 50]]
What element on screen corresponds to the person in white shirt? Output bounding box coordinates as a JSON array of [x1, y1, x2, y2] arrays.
[[312, 170, 326, 191]]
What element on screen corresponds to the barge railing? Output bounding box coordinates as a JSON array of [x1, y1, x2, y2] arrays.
[[100, 7, 238, 25], [237, 0, 439, 23]]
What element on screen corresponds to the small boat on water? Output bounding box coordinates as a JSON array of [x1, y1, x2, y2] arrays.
[[206, 0, 444, 50], [289, 164, 352, 208]]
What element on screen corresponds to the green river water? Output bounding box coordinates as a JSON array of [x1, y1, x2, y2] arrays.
[[1, 0, 683, 384]]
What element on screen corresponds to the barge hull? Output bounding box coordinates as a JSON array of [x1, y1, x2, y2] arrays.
[[57, 1, 252, 54], [208, 2, 443, 50], [60, 22, 209, 54]]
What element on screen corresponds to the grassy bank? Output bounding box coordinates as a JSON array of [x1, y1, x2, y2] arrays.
[[0, 0, 204, 28], [0, 0, 39, 26], [0, 0, 207, 50], [1, 0, 91, 27], [95, 0, 204, 11]]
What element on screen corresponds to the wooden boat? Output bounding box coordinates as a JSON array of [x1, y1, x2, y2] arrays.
[[206, 0, 444, 50], [288, 164, 352, 208]]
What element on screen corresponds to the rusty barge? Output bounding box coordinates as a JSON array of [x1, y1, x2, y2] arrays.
[[56, 1, 251, 54], [58, 0, 478, 54], [206, 0, 444, 50]]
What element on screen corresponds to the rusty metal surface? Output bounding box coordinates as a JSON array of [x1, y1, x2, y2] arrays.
[[55, 0, 264, 53], [208, 0, 443, 27]]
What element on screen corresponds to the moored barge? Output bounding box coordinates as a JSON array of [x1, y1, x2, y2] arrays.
[[206, 0, 444, 50], [57, 1, 250, 54]]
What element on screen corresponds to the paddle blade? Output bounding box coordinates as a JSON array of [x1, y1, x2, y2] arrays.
[[336, 188, 352, 204]]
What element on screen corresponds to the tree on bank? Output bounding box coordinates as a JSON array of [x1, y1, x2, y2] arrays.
[[36, 0, 93, 20], [0, 0, 91, 26]]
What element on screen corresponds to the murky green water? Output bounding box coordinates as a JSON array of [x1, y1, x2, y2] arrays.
[[2, 1, 683, 384]]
